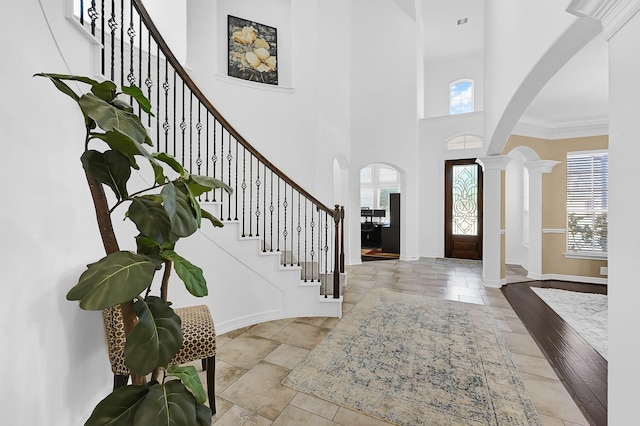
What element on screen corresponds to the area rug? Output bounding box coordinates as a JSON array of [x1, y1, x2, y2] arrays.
[[531, 287, 607, 360], [283, 290, 541, 425]]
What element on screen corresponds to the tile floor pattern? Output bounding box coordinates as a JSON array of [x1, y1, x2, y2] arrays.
[[197, 258, 590, 425]]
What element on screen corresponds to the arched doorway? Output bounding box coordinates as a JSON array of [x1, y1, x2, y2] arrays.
[[360, 163, 401, 261]]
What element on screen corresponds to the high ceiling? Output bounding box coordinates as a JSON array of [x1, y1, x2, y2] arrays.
[[408, 0, 609, 129]]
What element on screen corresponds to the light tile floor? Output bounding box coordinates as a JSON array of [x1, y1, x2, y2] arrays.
[[202, 258, 589, 425]]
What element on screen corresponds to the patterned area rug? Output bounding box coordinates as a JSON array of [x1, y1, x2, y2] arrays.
[[531, 287, 608, 360], [283, 290, 541, 425]]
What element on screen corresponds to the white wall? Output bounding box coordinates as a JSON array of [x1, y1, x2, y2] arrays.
[[484, 0, 581, 154], [1, 2, 114, 424], [607, 8, 640, 424], [185, 0, 320, 197], [423, 52, 484, 119], [145, 0, 187, 64], [348, 0, 420, 263]]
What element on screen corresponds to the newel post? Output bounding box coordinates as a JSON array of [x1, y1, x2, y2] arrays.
[[340, 206, 345, 273], [333, 205, 341, 298]]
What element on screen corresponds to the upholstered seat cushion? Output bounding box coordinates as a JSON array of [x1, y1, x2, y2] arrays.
[[103, 304, 216, 375]]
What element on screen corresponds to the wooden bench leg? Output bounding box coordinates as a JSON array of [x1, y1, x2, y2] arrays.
[[113, 374, 129, 390], [205, 356, 216, 415]]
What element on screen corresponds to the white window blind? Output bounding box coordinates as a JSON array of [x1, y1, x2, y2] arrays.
[[566, 151, 608, 253]]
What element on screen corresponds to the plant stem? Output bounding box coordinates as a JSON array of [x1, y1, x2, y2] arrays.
[[84, 169, 144, 385]]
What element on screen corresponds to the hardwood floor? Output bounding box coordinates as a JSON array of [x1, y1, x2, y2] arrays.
[[501, 280, 608, 426]]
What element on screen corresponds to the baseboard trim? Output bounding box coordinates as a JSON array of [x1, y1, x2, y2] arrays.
[[482, 278, 504, 288], [215, 309, 285, 335]]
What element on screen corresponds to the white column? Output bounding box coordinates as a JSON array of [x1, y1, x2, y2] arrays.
[[476, 156, 511, 288], [523, 160, 561, 279]]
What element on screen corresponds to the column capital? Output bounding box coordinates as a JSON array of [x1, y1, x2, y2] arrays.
[[567, 0, 640, 40], [476, 155, 511, 172], [524, 160, 562, 174]]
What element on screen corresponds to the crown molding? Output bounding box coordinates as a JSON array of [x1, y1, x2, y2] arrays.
[[513, 116, 609, 139], [567, 0, 640, 40]]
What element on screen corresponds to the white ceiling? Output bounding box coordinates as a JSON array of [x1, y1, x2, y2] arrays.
[[413, 0, 609, 128]]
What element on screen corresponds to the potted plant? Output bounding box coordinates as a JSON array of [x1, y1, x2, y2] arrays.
[[36, 73, 231, 425]]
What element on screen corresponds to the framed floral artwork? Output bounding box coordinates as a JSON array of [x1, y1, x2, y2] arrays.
[[228, 15, 278, 85]]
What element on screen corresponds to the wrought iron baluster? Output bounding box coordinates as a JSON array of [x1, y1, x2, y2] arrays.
[[310, 207, 315, 283], [120, 0, 124, 87], [241, 147, 246, 237], [101, 0, 105, 74], [155, 43, 160, 150], [172, 70, 177, 156], [255, 158, 260, 238], [234, 138, 239, 221], [269, 170, 274, 251], [220, 129, 225, 219], [297, 193, 301, 267], [324, 211, 329, 290], [304, 200, 308, 282], [211, 119, 217, 202], [109, 0, 116, 80], [227, 133, 232, 221], [127, 0, 135, 95], [283, 182, 288, 262], [205, 114, 210, 201], [189, 92, 193, 172], [89, 1, 98, 36], [249, 154, 253, 237], [145, 25, 153, 127], [290, 186, 294, 266], [180, 82, 186, 165], [196, 102, 202, 177], [277, 177, 281, 252], [162, 62, 169, 153]]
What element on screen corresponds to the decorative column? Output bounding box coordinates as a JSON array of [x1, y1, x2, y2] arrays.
[[523, 160, 561, 279], [476, 156, 511, 288]]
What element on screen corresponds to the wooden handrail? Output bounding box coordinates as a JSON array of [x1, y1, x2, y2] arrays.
[[131, 0, 334, 215]]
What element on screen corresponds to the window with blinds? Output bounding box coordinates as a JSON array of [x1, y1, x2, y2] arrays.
[[566, 150, 608, 254]]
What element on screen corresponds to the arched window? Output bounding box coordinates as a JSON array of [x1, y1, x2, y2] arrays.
[[449, 79, 474, 115], [360, 164, 400, 221], [447, 134, 483, 150]]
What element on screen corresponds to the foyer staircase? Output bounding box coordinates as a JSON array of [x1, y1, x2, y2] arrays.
[[72, 0, 345, 331]]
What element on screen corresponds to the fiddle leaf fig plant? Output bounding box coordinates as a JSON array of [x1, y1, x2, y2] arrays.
[[36, 73, 231, 425]]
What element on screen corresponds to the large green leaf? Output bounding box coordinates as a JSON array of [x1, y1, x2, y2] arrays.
[[81, 149, 131, 200], [187, 175, 232, 197], [161, 250, 207, 297], [201, 208, 224, 228], [195, 402, 213, 426], [91, 80, 117, 102], [122, 85, 154, 116], [84, 385, 149, 426], [153, 152, 186, 177], [125, 297, 182, 375], [34, 73, 80, 102], [67, 251, 156, 310], [128, 197, 178, 244], [79, 93, 152, 146], [162, 182, 198, 237], [133, 381, 197, 425], [166, 365, 207, 404], [34, 73, 99, 86]]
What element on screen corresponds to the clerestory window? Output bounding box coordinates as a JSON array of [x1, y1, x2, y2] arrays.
[[566, 150, 608, 256], [449, 79, 474, 115]]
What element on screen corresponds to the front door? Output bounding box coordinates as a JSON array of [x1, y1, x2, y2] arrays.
[[445, 159, 483, 259]]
